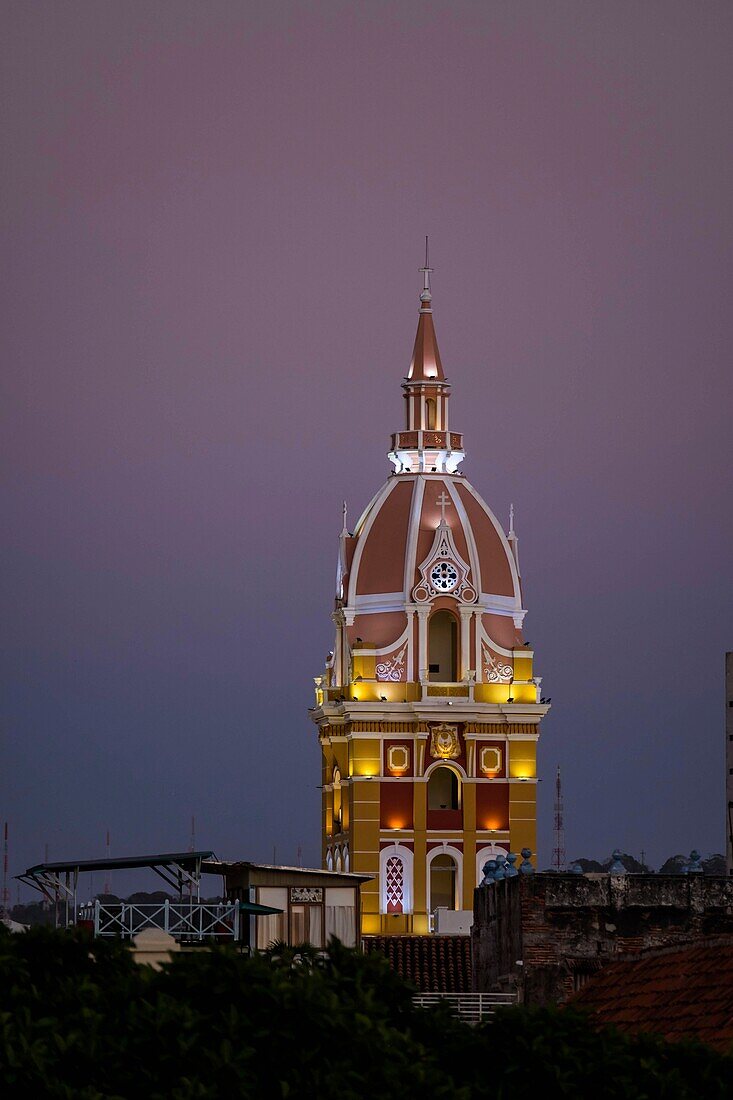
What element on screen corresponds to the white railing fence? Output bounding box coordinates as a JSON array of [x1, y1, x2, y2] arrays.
[[77, 900, 240, 942], [413, 992, 516, 1024]]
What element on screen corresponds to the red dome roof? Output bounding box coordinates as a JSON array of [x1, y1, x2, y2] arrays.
[[347, 474, 519, 606]]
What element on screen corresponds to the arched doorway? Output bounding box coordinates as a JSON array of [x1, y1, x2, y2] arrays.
[[428, 609, 457, 682], [429, 853, 458, 911]]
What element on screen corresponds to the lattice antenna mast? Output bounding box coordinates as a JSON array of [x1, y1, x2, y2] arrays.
[[1, 822, 9, 916], [103, 829, 111, 896], [552, 765, 566, 871]]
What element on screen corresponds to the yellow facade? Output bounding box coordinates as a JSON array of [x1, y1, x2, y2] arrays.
[[311, 278, 550, 936]]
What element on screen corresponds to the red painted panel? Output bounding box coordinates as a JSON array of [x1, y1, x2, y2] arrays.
[[426, 808, 463, 830], [380, 780, 414, 830], [475, 784, 510, 832]]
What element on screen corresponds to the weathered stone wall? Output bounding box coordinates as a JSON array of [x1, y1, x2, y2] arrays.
[[472, 873, 733, 1004]]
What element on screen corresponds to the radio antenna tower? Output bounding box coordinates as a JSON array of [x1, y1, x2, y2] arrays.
[[2, 822, 9, 916], [552, 765, 566, 871], [103, 829, 111, 896]]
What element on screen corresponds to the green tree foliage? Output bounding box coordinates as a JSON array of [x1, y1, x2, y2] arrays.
[[1, 926, 731, 1099]]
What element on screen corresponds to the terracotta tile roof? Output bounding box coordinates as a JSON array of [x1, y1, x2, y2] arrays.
[[363, 934, 472, 993], [570, 941, 733, 1053]]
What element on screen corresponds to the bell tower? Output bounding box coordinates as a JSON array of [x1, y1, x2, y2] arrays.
[[311, 254, 550, 935]]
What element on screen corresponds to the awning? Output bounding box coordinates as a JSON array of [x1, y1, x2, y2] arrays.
[[238, 901, 283, 915]]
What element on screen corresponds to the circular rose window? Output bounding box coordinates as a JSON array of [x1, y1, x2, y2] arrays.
[[430, 561, 458, 591]]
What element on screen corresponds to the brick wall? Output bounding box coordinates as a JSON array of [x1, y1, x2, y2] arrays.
[[472, 873, 733, 1005]]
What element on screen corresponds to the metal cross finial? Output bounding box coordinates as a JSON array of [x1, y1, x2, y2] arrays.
[[419, 235, 433, 301], [509, 502, 515, 534], [436, 490, 451, 524]]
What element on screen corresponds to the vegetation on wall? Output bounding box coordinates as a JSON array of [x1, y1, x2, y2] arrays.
[[1, 927, 731, 1099]]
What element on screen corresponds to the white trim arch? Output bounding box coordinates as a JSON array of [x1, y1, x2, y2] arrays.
[[476, 844, 509, 888], [426, 844, 463, 913], [379, 843, 414, 915], [423, 758, 468, 782]]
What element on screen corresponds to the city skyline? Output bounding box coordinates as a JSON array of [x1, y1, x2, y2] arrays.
[[2, 2, 732, 893]]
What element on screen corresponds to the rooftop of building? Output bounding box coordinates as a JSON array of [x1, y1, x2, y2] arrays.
[[570, 939, 733, 1054]]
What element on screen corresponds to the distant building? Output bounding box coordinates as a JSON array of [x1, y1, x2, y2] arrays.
[[472, 871, 733, 1005], [206, 861, 368, 950], [310, 259, 550, 937]]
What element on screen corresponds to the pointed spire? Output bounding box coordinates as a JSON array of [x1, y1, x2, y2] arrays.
[[407, 238, 445, 382], [509, 502, 515, 537], [340, 499, 349, 536]]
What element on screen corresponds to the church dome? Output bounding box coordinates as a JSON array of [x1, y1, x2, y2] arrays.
[[329, 260, 530, 687], [313, 253, 548, 937]]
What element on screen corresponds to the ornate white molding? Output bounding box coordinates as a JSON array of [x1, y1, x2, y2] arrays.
[[376, 642, 408, 682], [412, 521, 476, 604], [482, 645, 513, 684]]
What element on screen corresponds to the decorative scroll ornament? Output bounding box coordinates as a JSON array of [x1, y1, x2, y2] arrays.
[[482, 645, 513, 684], [376, 643, 407, 682], [429, 723, 460, 760], [413, 518, 476, 604]]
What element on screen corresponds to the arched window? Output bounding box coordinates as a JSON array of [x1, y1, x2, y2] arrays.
[[343, 843, 349, 872], [326, 848, 333, 872], [335, 847, 343, 873], [428, 610, 457, 682], [332, 768, 342, 832], [385, 855, 404, 913], [427, 765, 460, 810], [430, 853, 458, 911], [476, 845, 508, 888], [426, 397, 437, 430], [379, 844, 414, 914]]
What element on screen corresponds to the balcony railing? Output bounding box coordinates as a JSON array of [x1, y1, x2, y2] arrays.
[[77, 899, 240, 942], [413, 991, 517, 1025]]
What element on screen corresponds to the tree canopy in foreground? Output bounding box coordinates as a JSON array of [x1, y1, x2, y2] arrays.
[[1, 927, 731, 1099]]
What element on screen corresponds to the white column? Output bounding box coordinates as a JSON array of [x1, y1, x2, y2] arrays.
[[459, 607, 473, 681], [417, 607, 430, 685]]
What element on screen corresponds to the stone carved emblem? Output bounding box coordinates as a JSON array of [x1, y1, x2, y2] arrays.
[[429, 723, 460, 760]]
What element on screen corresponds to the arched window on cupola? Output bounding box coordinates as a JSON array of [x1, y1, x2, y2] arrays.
[[428, 609, 457, 682], [425, 397, 437, 430]]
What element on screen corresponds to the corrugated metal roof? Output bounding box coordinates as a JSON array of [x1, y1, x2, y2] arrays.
[[23, 851, 215, 875]]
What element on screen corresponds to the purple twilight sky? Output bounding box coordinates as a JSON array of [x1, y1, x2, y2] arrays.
[[2, 1, 732, 892]]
